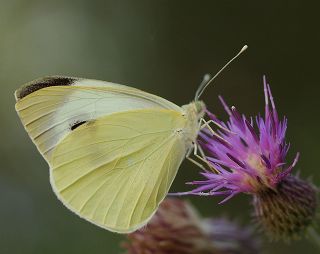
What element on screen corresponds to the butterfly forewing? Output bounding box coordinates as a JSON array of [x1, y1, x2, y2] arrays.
[[15, 77, 182, 163]]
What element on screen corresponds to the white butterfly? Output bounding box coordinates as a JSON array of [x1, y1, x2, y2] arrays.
[[15, 46, 247, 233]]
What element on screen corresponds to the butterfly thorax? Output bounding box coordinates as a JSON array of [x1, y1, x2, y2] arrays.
[[180, 100, 206, 149]]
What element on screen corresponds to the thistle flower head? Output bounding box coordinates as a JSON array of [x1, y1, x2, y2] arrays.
[[185, 76, 299, 202], [179, 76, 318, 240], [122, 198, 260, 254]]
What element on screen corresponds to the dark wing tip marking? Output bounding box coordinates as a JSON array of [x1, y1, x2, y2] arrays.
[[70, 120, 87, 131], [15, 76, 78, 100]]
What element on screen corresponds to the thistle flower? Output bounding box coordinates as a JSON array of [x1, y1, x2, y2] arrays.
[[122, 198, 260, 254], [186, 76, 299, 200], [180, 76, 317, 239]]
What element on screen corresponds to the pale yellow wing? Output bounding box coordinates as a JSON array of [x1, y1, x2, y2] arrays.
[[15, 76, 182, 163], [50, 109, 187, 233]]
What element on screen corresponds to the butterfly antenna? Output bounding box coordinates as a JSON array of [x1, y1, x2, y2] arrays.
[[195, 45, 248, 101], [198, 73, 211, 93]]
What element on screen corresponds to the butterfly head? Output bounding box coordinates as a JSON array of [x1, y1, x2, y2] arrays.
[[194, 100, 206, 122], [182, 100, 206, 121]]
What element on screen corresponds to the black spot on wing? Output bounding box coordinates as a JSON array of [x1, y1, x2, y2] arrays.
[[16, 76, 77, 100], [70, 120, 87, 131]]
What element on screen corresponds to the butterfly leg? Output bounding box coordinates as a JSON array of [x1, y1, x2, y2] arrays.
[[201, 119, 234, 134], [199, 118, 232, 146], [199, 118, 217, 136], [186, 148, 206, 171], [187, 118, 228, 172], [195, 142, 220, 173], [186, 141, 219, 173]]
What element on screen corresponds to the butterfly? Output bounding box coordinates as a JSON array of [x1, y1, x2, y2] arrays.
[[14, 46, 247, 233]]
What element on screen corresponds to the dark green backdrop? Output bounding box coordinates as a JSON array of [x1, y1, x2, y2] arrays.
[[1, 1, 319, 253]]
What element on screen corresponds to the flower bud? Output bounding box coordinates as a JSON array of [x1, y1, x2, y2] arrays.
[[253, 175, 317, 240], [123, 198, 260, 254]]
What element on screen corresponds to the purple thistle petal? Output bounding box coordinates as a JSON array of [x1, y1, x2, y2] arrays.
[[218, 95, 232, 116], [210, 135, 233, 149], [218, 192, 238, 204], [277, 152, 300, 180], [226, 153, 246, 168], [245, 119, 259, 144], [263, 75, 269, 116], [211, 190, 234, 196], [260, 154, 271, 170]]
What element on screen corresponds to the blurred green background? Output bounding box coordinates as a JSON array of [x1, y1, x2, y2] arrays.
[[1, 0, 319, 253]]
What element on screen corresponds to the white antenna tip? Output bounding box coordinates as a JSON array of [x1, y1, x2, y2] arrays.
[[203, 74, 211, 82], [241, 45, 248, 52]]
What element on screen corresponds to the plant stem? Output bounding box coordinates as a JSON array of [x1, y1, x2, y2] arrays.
[[307, 227, 320, 249]]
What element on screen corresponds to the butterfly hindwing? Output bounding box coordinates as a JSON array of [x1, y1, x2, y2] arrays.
[[50, 109, 187, 233]]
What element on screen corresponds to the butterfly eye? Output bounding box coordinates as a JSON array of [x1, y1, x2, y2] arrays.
[[195, 101, 205, 115]]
